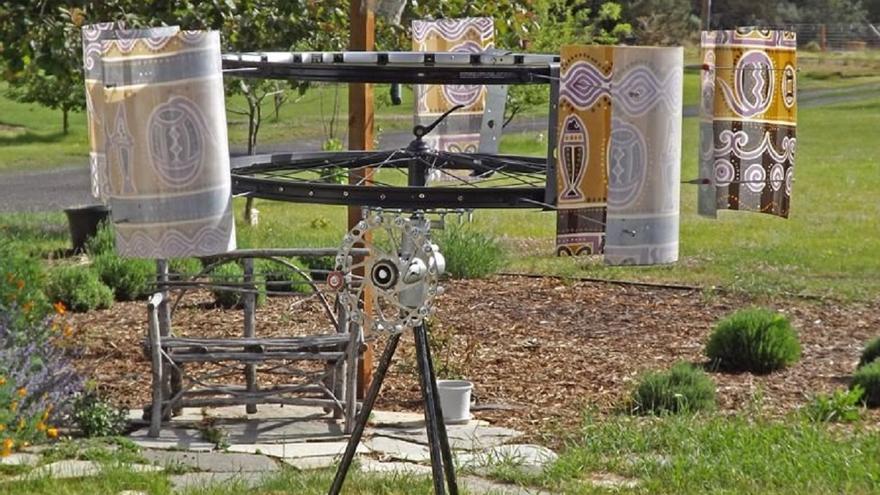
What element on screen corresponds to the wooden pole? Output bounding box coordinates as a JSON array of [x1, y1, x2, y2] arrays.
[[243, 258, 258, 414], [349, 0, 375, 398], [701, 0, 712, 31]]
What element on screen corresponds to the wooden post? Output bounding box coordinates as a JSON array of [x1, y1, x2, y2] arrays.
[[349, 0, 375, 398], [243, 258, 258, 414], [156, 259, 180, 416], [148, 293, 164, 438], [701, 0, 712, 31]]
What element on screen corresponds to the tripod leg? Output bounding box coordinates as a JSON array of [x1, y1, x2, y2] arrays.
[[414, 324, 448, 495], [329, 332, 402, 495], [422, 328, 459, 495]]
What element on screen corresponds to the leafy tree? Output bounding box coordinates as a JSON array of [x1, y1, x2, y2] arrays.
[[626, 0, 699, 45], [706, 0, 792, 28], [0, 4, 86, 134], [865, 0, 880, 21], [796, 0, 867, 24], [504, 1, 632, 128]]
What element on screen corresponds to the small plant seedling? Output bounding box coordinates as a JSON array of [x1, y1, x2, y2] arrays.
[[802, 387, 864, 423]]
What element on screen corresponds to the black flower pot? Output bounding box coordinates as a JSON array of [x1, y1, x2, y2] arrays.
[[64, 205, 110, 253]]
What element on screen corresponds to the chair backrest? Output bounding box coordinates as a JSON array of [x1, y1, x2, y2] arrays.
[[154, 249, 345, 335]]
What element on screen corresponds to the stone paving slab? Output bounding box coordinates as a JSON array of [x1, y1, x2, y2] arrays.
[[358, 459, 433, 476], [128, 427, 215, 452], [204, 404, 332, 421], [226, 443, 286, 458], [371, 423, 522, 451], [121, 406, 557, 493], [364, 436, 432, 463], [460, 475, 555, 495], [10, 460, 163, 481], [140, 450, 279, 472], [227, 441, 366, 459], [282, 456, 338, 470], [367, 410, 427, 428], [169, 408, 206, 423], [168, 471, 272, 491], [0, 453, 40, 466], [214, 418, 346, 444]]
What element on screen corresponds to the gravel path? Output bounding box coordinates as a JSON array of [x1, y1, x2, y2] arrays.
[[1, 83, 876, 214]]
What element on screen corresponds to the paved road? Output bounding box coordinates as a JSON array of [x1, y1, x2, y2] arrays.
[[1, 83, 877, 214]]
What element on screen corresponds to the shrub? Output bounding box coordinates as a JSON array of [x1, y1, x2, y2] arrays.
[[256, 258, 314, 294], [84, 221, 115, 257], [629, 362, 716, 415], [45, 265, 113, 313], [851, 360, 880, 407], [299, 255, 335, 274], [210, 262, 267, 308], [0, 304, 83, 454], [803, 40, 822, 52], [434, 225, 505, 279], [168, 258, 203, 280], [802, 387, 864, 423], [705, 308, 801, 374], [0, 243, 51, 331], [71, 390, 128, 438], [857, 337, 880, 368], [92, 253, 154, 301], [211, 262, 244, 308]]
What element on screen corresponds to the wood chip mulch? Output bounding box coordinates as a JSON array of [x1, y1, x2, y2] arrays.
[[68, 275, 880, 441]]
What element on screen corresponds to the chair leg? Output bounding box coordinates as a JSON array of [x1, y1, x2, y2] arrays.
[[148, 300, 164, 438], [243, 258, 258, 414], [343, 324, 361, 434], [332, 359, 345, 420]]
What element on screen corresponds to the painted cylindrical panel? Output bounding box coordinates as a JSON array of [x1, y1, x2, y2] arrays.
[[697, 37, 717, 217], [699, 29, 797, 218], [81, 23, 179, 202], [604, 46, 683, 266], [412, 18, 493, 157], [100, 30, 236, 258], [555, 45, 614, 256]]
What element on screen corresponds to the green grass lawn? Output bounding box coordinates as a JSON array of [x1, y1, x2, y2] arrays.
[[2, 95, 878, 301], [1, 49, 878, 300], [7, 412, 880, 494], [2, 49, 880, 172], [0, 82, 418, 172], [531, 413, 880, 494], [229, 96, 880, 301]]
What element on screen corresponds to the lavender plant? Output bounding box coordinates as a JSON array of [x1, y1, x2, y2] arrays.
[[0, 304, 83, 455]]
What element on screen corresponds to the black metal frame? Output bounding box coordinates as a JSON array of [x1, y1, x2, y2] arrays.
[[230, 152, 547, 209], [223, 51, 558, 85], [221, 50, 562, 494], [223, 51, 560, 211]]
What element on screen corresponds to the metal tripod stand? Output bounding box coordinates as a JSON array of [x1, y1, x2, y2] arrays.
[[328, 323, 458, 494], [330, 126, 460, 494]]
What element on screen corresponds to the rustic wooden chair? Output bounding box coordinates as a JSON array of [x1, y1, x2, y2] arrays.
[[144, 248, 365, 437]]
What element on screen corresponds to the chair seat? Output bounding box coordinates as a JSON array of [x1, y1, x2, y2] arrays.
[[146, 334, 351, 363]]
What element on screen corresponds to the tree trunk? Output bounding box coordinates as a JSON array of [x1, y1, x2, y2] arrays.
[[62, 108, 69, 135], [244, 93, 260, 225]]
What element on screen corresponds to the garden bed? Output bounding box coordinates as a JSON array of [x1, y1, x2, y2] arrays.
[[69, 275, 880, 440]]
